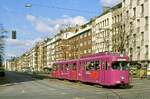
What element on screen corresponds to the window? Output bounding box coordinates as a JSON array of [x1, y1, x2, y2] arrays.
[[80, 43, 83, 47], [137, 27, 140, 33], [115, 16, 117, 23], [52, 64, 58, 71], [69, 63, 77, 70], [84, 41, 87, 46], [137, 0, 140, 6], [141, 32, 144, 45], [117, 15, 119, 22], [107, 18, 109, 26], [137, 19, 140, 24], [95, 61, 100, 70], [120, 14, 122, 21], [133, 34, 136, 47], [145, 45, 148, 59], [112, 61, 128, 70], [133, 7, 136, 18], [64, 64, 68, 71], [84, 33, 87, 37], [103, 20, 104, 27], [130, 0, 132, 8], [84, 50, 87, 54], [88, 49, 91, 53], [106, 62, 109, 70], [59, 64, 62, 70], [80, 35, 83, 39], [141, 4, 144, 17], [137, 47, 140, 59], [145, 16, 148, 25], [88, 40, 91, 45], [130, 48, 133, 61], [145, 16, 148, 30], [102, 62, 105, 70], [85, 61, 100, 71], [127, 36, 129, 47], [105, 20, 107, 26]]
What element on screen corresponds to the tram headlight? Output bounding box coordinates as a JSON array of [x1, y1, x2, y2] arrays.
[[121, 76, 125, 80]]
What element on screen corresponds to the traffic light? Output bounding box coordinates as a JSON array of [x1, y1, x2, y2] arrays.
[[12, 30, 16, 39]]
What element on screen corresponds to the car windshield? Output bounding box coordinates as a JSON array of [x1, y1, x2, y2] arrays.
[[112, 61, 128, 70]]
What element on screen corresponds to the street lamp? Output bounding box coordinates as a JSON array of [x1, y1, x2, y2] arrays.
[[25, 3, 32, 8]]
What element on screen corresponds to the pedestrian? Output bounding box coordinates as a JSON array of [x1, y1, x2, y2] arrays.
[[139, 67, 145, 80]]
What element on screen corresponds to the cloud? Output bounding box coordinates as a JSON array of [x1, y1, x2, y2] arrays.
[[4, 39, 33, 58], [26, 14, 87, 34], [5, 38, 34, 47], [100, 0, 121, 7], [4, 38, 42, 58], [5, 52, 17, 57], [5, 37, 43, 47]]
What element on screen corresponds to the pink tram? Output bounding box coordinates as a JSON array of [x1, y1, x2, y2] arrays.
[[51, 52, 130, 86]]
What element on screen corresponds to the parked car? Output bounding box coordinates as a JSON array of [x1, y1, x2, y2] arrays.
[[0, 67, 5, 77]]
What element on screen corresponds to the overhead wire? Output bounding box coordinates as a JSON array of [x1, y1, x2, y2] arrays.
[[26, 3, 99, 15]]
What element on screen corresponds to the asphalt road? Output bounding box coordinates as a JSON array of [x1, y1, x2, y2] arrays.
[[0, 71, 150, 99]]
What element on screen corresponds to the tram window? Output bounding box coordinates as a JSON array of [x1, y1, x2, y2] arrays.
[[86, 62, 94, 71], [60, 64, 63, 70], [106, 62, 108, 70], [72, 63, 77, 70], [102, 62, 105, 70], [86, 61, 100, 71], [64, 64, 69, 71], [69, 63, 77, 70], [95, 61, 100, 70], [112, 61, 128, 70], [52, 64, 58, 71]]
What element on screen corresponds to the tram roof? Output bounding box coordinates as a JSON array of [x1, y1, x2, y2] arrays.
[[54, 52, 128, 64]]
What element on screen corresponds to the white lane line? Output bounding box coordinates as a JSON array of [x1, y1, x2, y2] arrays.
[[60, 92, 67, 95], [22, 89, 25, 94], [73, 97, 85, 99]]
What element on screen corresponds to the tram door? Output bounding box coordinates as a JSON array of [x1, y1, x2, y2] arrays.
[[100, 60, 107, 85], [100, 60, 109, 85], [78, 62, 85, 81]]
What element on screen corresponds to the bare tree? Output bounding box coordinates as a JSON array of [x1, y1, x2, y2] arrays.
[[0, 24, 7, 66]]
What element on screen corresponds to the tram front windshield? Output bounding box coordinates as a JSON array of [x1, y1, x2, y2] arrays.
[[112, 61, 128, 70]]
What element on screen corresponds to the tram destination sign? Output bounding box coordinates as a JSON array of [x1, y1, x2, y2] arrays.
[[117, 59, 126, 61]]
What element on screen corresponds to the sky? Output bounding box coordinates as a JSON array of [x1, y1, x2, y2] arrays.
[[0, 0, 121, 59]]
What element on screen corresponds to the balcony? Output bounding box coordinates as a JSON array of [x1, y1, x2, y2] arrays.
[[145, 24, 149, 31]]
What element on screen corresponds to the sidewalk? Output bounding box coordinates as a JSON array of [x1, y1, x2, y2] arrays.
[[14, 71, 52, 79]]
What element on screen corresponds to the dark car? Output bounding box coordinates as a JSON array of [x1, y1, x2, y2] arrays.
[[0, 67, 5, 77]]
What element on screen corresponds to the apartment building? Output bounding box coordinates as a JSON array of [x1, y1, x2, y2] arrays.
[[122, 0, 149, 66], [36, 41, 45, 72], [112, 3, 124, 52], [67, 22, 92, 59], [43, 40, 47, 68], [47, 38, 55, 68], [92, 9, 113, 53], [28, 47, 38, 72], [6, 1, 150, 71]]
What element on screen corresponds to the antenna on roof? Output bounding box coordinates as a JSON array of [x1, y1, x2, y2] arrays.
[[102, 6, 111, 13]]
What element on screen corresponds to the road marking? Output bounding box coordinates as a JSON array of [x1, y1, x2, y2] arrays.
[[134, 83, 144, 85], [74, 97, 85, 99], [60, 92, 67, 95], [22, 90, 25, 94]]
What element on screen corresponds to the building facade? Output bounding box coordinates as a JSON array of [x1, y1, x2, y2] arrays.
[[5, 0, 150, 72], [122, 0, 150, 67], [112, 3, 124, 52], [67, 22, 92, 59], [92, 9, 113, 53]]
